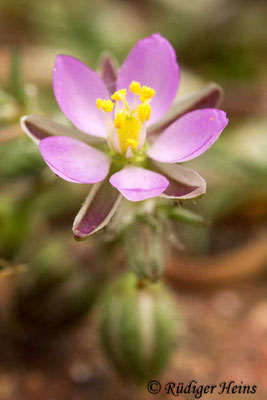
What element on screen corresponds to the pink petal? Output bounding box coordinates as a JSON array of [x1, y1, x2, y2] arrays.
[[109, 166, 169, 202], [148, 109, 228, 163], [73, 180, 122, 239], [53, 55, 109, 138], [153, 161, 206, 199], [117, 33, 180, 125], [39, 136, 110, 184]]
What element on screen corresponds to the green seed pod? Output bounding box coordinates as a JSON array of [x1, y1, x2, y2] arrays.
[[100, 274, 180, 383], [125, 220, 166, 281]]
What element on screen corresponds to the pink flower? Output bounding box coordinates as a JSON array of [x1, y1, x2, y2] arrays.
[[21, 34, 228, 239]]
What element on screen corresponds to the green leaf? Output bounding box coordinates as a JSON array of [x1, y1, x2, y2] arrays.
[[161, 205, 207, 227], [9, 49, 26, 108]]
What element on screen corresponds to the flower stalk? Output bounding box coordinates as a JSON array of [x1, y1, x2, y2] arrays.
[[125, 217, 167, 282]]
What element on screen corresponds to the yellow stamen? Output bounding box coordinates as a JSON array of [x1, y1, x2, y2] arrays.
[[129, 81, 142, 95], [111, 89, 130, 112], [102, 100, 114, 112], [96, 98, 114, 112], [137, 103, 151, 123], [140, 85, 155, 102], [96, 80, 156, 154], [111, 89, 127, 101]]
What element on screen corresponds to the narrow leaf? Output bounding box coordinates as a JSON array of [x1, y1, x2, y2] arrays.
[[161, 206, 207, 227], [9, 49, 26, 107]]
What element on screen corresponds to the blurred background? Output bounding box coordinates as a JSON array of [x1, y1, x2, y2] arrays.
[[0, 0, 267, 399]]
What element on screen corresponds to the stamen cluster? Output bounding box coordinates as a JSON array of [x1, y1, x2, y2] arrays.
[[96, 81, 155, 154]]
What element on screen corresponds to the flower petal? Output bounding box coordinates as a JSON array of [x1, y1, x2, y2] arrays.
[[148, 109, 228, 163], [117, 33, 180, 125], [73, 180, 122, 239], [39, 136, 110, 183], [53, 55, 109, 137], [148, 83, 223, 136], [21, 115, 103, 145], [153, 161, 206, 199], [109, 166, 169, 202]]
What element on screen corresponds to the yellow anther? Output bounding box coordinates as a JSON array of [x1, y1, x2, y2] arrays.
[[140, 85, 155, 102], [126, 138, 138, 150], [96, 98, 114, 112], [111, 89, 127, 101], [102, 99, 114, 112], [129, 81, 142, 95], [137, 103, 151, 123], [96, 98, 103, 109]]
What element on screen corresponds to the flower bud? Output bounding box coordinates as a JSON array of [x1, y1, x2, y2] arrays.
[[100, 274, 180, 383]]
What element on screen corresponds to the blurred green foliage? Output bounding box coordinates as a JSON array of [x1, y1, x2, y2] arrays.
[[8, 238, 99, 344], [0, 138, 43, 182], [1, 0, 267, 81]]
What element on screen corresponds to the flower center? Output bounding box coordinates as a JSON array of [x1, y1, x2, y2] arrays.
[[96, 81, 155, 155]]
